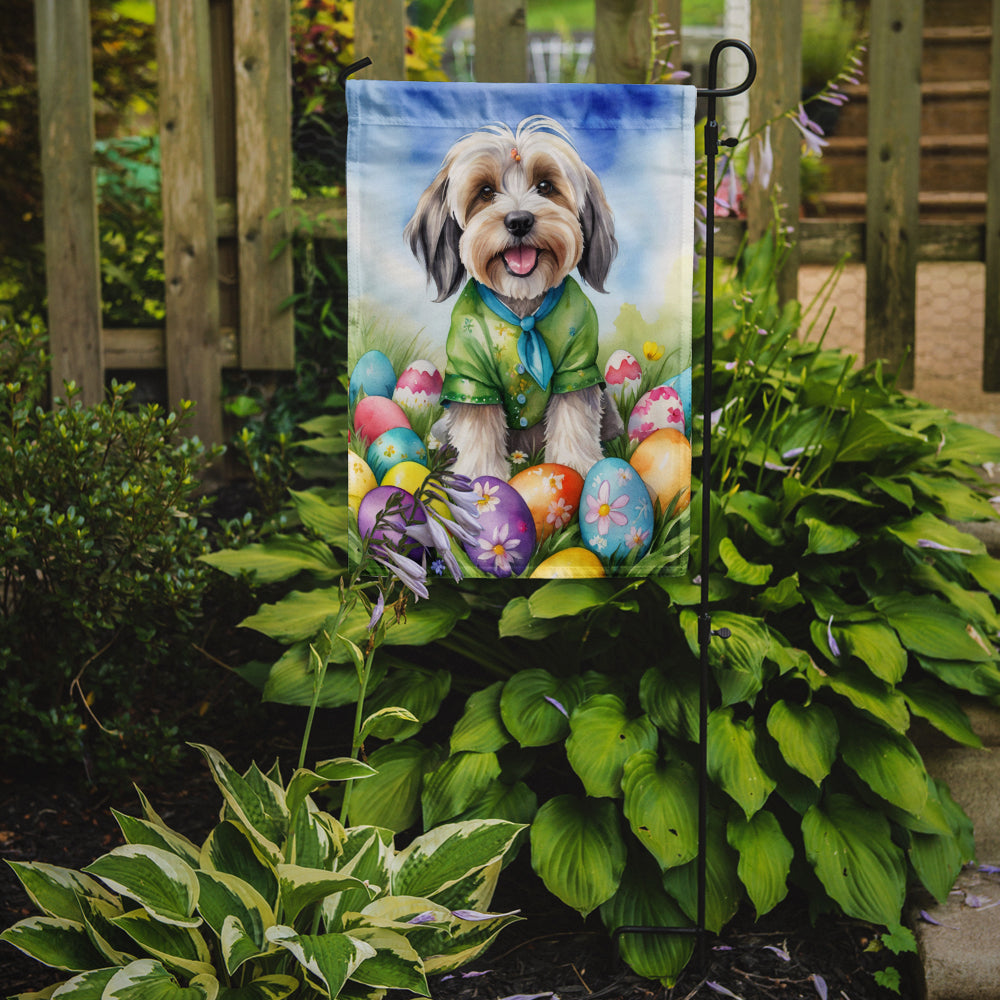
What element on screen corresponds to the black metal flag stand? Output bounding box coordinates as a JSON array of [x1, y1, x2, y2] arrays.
[[340, 37, 758, 974]]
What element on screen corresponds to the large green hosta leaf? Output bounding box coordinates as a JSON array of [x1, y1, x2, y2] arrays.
[[829, 621, 907, 684], [639, 664, 699, 742], [621, 751, 699, 871], [450, 682, 511, 754], [566, 695, 658, 798], [421, 751, 502, 828], [901, 680, 982, 748], [765, 700, 838, 786], [530, 795, 626, 917], [707, 708, 775, 818], [680, 610, 771, 706], [874, 594, 995, 662], [886, 512, 985, 557], [499, 670, 585, 747], [802, 793, 906, 926], [599, 853, 694, 987], [199, 535, 341, 584], [727, 810, 793, 918], [346, 740, 442, 832], [838, 718, 928, 817], [362, 667, 451, 741]]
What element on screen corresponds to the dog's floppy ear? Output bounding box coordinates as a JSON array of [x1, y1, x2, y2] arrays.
[[577, 166, 617, 293], [404, 171, 465, 302]]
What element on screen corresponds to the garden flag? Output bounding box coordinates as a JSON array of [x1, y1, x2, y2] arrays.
[[346, 80, 696, 579]]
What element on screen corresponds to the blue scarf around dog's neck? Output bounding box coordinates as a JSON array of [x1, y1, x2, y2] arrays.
[[474, 279, 565, 391]]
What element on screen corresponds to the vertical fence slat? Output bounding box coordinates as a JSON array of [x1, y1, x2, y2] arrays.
[[233, 0, 294, 369], [864, 0, 923, 389], [157, 0, 223, 444], [747, 0, 801, 304], [34, 0, 103, 405], [474, 0, 527, 82], [355, 0, 406, 80], [983, 0, 1000, 390], [594, 0, 656, 84]]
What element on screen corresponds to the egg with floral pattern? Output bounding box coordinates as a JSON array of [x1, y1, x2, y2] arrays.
[[393, 359, 443, 411], [356, 484, 427, 560], [348, 449, 378, 515], [604, 349, 642, 402], [579, 457, 654, 565], [463, 475, 535, 578], [508, 463, 584, 542], [353, 394, 411, 448], [627, 383, 685, 442], [530, 547, 606, 579], [629, 428, 692, 518], [365, 427, 428, 482], [349, 350, 396, 405]]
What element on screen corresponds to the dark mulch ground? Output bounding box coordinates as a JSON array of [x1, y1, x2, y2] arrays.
[[1, 743, 915, 1000]]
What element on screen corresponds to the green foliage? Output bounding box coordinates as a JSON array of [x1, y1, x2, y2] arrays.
[[206, 232, 1000, 985], [0, 317, 221, 783], [1, 744, 524, 998]]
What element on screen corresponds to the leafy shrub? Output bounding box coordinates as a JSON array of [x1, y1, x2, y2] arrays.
[[0, 317, 220, 783], [203, 233, 1000, 985], [1, 743, 524, 998]]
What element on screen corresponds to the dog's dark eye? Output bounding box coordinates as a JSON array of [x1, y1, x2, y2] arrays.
[[536, 180, 554, 196], [478, 185, 495, 201]]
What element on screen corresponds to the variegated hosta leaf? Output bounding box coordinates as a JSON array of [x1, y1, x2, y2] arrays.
[[83, 846, 200, 928], [499, 669, 585, 747], [599, 854, 694, 987], [276, 864, 375, 925], [529, 795, 626, 917], [420, 751, 502, 829], [285, 761, 376, 823], [450, 681, 511, 754], [727, 810, 793, 918], [322, 829, 393, 931], [661, 811, 742, 934], [802, 793, 906, 926], [4, 861, 118, 922], [46, 966, 118, 997], [566, 695, 658, 799], [391, 820, 524, 901], [111, 810, 202, 868], [421, 907, 522, 975], [102, 958, 218, 999], [265, 926, 375, 998], [288, 802, 344, 871], [706, 707, 776, 819], [214, 974, 299, 999], [200, 822, 278, 910], [621, 751, 699, 871], [190, 745, 287, 863], [425, 859, 501, 915], [110, 908, 214, 978], [0, 916, 107, 971], [77, 894, 136, 966], [344, 926, 429, 995], [195, 871, 274, 973], [765, 700, 838, 786]]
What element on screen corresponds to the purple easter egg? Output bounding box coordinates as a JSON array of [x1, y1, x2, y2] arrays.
[[357, 485, 427, 560], [463, 476, 536, 578]]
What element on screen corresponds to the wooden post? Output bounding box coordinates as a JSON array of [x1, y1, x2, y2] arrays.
[[594, 0, 664, 84], [157, 0, 223, 444], [864, 0, 923, 389], [983, 0, 1000, 390], [747, 0, 801, 305], [233, 0, 294, 369], [34, 0, 104, 405], [354, 0, 406, 80], [474, 0, 527, 83]]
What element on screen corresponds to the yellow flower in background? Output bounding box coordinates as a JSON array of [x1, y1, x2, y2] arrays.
[[643, 340, 664, 361]]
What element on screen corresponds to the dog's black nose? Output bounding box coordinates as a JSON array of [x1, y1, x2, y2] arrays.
[[504, 211, 534, 238]]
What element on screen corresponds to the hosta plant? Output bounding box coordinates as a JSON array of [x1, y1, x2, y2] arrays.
[[1, 744, 523, 999]]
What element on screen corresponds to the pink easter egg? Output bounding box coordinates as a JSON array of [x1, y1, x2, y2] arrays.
[[393, 360, 443, 410], [354, 395, 411, 448], [604, 349, 642, 401], [627, 384, 685, 443]]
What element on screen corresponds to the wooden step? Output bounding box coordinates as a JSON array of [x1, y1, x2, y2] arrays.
[[822, 134, 989, 193], [922, 0, 992, 28], [813, 190, 987, 222], [922, 25, 993, 83]]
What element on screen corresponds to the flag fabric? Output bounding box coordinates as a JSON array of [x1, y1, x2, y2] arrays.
[[347, 80, 696, 578]]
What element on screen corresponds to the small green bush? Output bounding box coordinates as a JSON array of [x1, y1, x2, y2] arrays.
[[0, 317, 220, 783]]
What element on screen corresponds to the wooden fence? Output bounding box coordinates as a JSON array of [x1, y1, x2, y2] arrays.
[[34, 0, 1000, 445]]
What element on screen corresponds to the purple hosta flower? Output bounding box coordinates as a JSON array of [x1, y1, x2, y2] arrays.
[[451, 908, 521, 921], [827, 615, 842, 657], [979, 864, 1000, 874], [371, 544, 429, 600], [715, 156, 742, 216], [477, 522, 521, 576], [706, 982, 742, 999], [790, 103, 829, 156], [420, 471, 481, 541], [441, 970, 493, 982], [544, 695, 569, 718], [407, 911, 438, 925], [763, 944, 791, 962], [367, 590, 385, 631], [746, 124, 774, 191], [812, 974, 828, 1000], [917, 538, 973, 555], [584, 478, 629, 536], [406, 512, 463, 582]]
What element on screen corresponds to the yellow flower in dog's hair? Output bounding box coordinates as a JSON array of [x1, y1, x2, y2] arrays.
[[643, 340, 665, 361]]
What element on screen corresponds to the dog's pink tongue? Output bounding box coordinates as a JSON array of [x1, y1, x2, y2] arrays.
[[504, 246, 537, 275]]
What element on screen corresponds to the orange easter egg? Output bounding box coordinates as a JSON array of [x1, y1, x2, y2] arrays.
[[629, 428, 692, 518], [508, 463, 585, 542], [531, 548, 606, 578]]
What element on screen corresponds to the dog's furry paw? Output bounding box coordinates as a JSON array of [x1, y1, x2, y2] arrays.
[[446, 402, 510, 482], [544, 386, 607, 478]]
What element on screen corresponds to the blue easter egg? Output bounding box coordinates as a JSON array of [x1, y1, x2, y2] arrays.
[[365, 427, 428, 482], [579, 457, 654, 565], [463, 475, 535, 578], [350, 350, 396, 405]]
